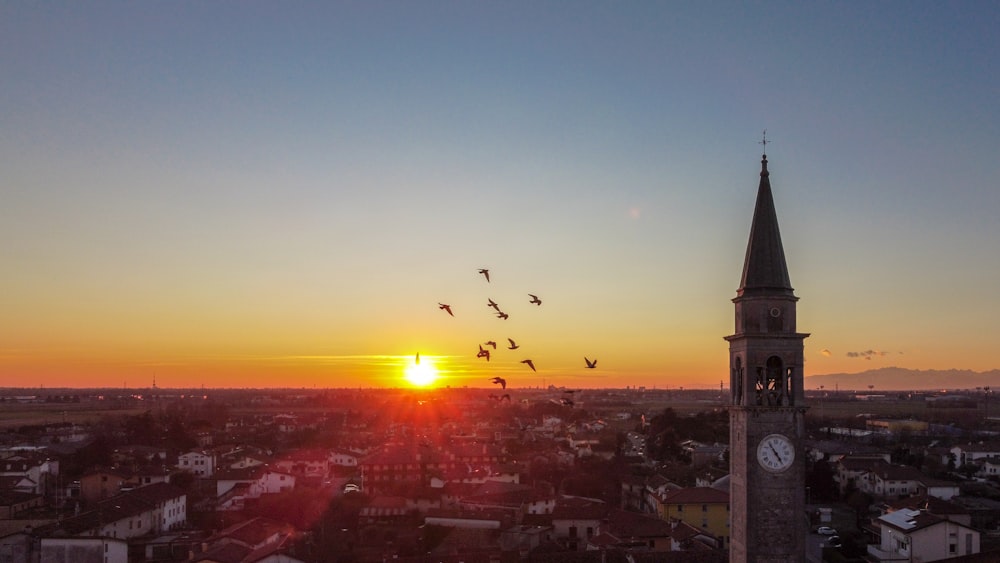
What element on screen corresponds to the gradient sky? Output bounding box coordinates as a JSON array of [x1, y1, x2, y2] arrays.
[[2, 2, 998, 390]]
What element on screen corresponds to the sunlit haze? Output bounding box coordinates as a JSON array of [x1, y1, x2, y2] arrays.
[[1, 3, 998, 389]]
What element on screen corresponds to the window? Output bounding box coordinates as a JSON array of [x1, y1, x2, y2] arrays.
[[569, 526, 578, 538], [765, 356, 783, 406], [677, 504, 683, 512]]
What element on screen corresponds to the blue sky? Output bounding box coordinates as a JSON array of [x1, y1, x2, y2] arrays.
[[1, 2, 998, 388]]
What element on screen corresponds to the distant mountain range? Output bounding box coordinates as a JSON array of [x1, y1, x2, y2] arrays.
[[806, 367, 1000, 391]]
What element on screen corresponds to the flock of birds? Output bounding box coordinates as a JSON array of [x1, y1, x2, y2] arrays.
[[433, 268, 597, 407]]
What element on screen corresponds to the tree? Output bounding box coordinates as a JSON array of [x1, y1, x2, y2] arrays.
[[845, 489, 873, 527], [805, 459, 837, 502]]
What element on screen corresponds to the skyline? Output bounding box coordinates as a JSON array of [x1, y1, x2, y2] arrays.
[[2, 3, 999, 389]]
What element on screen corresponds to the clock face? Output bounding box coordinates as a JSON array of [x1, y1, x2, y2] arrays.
[[757, 434, 794, 472]]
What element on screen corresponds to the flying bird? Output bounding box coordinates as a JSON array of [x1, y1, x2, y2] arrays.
[[507, 338, 519, 350], [520, 359, 535, 372], [484, 341, 497, 349], [585, 357, 597, 369], [439, 303, 454, 316], [528, 294, 542, 305], [496, 311, 509, 320], [491, 376, 507, 389], [478, 269, 490, 282], [477, 345, 491, 362], [499, 393, 511, 403], [487, 298, 500, 311]]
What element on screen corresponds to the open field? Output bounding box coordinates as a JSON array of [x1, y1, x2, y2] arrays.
[[0, 402, 147, 429]]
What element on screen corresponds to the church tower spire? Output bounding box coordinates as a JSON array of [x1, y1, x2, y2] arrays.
[[739, 154, 792, 295], [727, 152, 809, 562]]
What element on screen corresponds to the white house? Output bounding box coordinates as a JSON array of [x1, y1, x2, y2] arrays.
[[216, 467, 295, 502], [178, 450, 216, 478], [329, 450, 359, 467], [950, 443, 1000, 467], [551, 500, 608, 551], [981, 457, 1000, 479], [273, 450, 328, 479], [260, 470, 295, 494], [35, 483, 186, 540], [41, 537, 128, 563], [123, 482, 188, 533], [0, 454, 59, 497], [867, 508, 980, 562]]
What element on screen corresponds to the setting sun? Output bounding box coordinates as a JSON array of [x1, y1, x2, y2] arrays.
[[404, 354, 439, 387]]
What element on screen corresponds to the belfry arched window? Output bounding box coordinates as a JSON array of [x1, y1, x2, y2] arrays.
[[766, 356, 784, 406], [786, 366, 795, 406], [733, 357, 744, 405]]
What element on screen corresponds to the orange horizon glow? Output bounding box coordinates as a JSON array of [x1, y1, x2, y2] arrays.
[[2, 337, 997, 390]]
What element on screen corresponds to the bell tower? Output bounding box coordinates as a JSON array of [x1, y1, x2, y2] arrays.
[[726, 152, 809, 562]]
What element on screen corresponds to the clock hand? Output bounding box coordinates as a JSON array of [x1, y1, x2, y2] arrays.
[[769, 443, 783, 463]]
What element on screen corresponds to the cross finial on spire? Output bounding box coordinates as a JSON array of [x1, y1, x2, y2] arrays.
[[758, 130, 769, 176]]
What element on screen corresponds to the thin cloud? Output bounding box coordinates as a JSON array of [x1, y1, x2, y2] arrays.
[[846, 349, 888, 360]]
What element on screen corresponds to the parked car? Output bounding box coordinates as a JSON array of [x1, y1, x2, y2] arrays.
[[827, 536, 842, 547], [816, 526, 837, 536]]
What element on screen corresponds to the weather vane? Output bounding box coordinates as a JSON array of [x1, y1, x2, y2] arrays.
[[759, 129, 769, 153]]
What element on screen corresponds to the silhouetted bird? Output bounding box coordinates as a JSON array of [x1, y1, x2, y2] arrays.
[[485, 341, 497, 349], [477, 345, 491, 362], [491, 376, 507, 389], [478, 269, 490, 282], [439, 303, 454, 316], [487, 298, 500, 311], [507, 338, 519, 350], [528, 294, 542, 305], [585, 357, 597, 369], [496, 311, 509, 320], [521, 359, 535, 372]]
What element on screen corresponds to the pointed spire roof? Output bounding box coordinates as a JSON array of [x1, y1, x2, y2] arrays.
[[739, 154, 793, 295]]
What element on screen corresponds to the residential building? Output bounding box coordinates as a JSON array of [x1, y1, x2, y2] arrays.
[[657, 486, 730, 548], [550, 498, 607, 551], [178, 450, 217, 478], [40, 537, 128, 563], [868, 508, 980, 561]]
